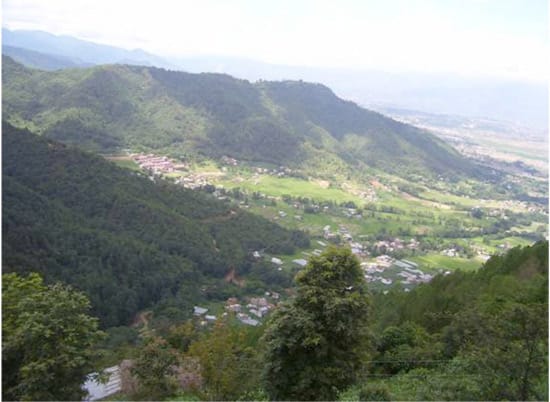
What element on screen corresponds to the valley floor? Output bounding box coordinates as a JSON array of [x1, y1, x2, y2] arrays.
[[108, 151, 548, 295]]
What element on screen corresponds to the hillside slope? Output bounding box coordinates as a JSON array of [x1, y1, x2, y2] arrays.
[[365, 241, 548, 400], [2, 57, 484, 179], [2, 123, 308, 327]]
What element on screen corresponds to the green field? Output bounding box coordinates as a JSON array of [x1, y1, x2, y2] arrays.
[[106, 158, 141, 171], [409, 254, 483, 272], [110, 154, 547, 279], [216, 175, 363, 204]]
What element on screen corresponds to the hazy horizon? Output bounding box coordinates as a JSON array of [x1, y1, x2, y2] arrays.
[[3, 0, 548, 83]]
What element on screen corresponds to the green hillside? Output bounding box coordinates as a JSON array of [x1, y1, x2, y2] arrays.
[[2, 123, 308, 327], [360, 241, 548, 401], [2, 56, 484, 179]]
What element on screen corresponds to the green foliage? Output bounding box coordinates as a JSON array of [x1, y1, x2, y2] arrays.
[[187, 323, 263, 401], [132, 336, 181, 399], [446, 302, 548, 401], [375, 322, 442, 374], [262, 247, 370, 401], [358, 383, 392, 401], [2, 56, 485, 180], [2, 272, 105, 401], [369, 242, 548, 401], [166, 321, 198, 353], [2, 123, 308, 327]]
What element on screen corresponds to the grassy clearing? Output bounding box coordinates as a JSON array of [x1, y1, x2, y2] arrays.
[[419, 190, 482, 208], [217, 175, 362, 204], [108, 158, 141, 171], [409, 254, 482, 272], [193, 160, 221, 173]]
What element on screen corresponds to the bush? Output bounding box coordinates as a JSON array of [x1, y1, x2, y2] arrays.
[[358, 384, 392, 401]]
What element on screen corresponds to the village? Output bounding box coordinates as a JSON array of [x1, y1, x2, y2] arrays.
[[321, 225, 435, 290], [251, 225, 439, 295], [127, 152, 534, 294], [192, 292, 281, 327], [131, 153, 189, 174]]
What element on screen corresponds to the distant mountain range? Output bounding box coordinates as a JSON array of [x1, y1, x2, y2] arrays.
[[2, 56, 485, 180], [2, 28, 172, 68], [2, 45, 92, 70], [3, 28, 547, 130]]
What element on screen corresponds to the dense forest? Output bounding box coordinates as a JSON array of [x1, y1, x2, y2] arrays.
[[360, 240, 548, 400], [6, 243, 544, 401], [2, 56, 485, 180], [2, 122, 308, 327], [132, 242, 547, 401]]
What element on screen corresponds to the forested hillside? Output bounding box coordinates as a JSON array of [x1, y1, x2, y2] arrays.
[[2, 123, 308, 327], [155, 242, 544, 401], [2, 56, 484, 179], [358, 240, 548, 401]]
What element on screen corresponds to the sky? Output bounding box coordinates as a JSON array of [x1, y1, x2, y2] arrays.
[[2, 0, 549, 82]]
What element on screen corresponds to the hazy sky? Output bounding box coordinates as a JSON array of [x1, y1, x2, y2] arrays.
[[2, 0, 548, 81]]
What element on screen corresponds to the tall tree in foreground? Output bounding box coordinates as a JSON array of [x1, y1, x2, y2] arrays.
[[262, 247, 370, 401], [2, 273, 105, 401]]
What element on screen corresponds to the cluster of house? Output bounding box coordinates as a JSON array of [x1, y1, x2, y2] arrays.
[[441, 248, 460, 257], [221, 156, 239, 166], [362, 256, 433, 286], [370, 238, 420, 253], [253, 166, 294, 177], [470, 244, 492, 261], [193, 293, 281, 327], [480, 198, 547, 216], [323, 224, 349, 242], [176, 174, 212, 190], [193, 306, 217, 325], [227, 293, 280, 326], [394, 260, 433, 284], [322, 225, 370, 257], [132, 153, 188, 174], [342, 208, 363, 219]]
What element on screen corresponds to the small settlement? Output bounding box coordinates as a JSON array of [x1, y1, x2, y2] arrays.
[[131, 153, 188, 174], [192, 292, 281, 327]]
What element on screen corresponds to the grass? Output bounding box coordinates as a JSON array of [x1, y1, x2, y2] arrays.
[[419, 190, 483, 208], [409, 254, 482, 272], [216, 175, 363, 204], [106, 158, 141, 171]]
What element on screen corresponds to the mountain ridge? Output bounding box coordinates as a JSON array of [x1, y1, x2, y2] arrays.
[[2, 28, 172, 68], [2, 56, 485, 180], [4, 28, 546, 130]]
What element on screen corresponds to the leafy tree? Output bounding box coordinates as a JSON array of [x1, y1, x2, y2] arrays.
[[166, 320, 198, 353], [2, 273, 105, 401], [358, 383, 392, 401], [451, 302, 548, 401], [132, 336, 180, 399], [374, 321, 442, 374], [187, 322, 262, 400], [262, 246, 370, 400], [367, 242, 548, 401]]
